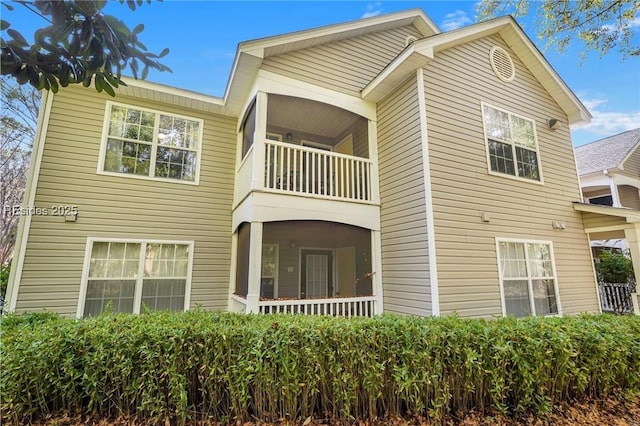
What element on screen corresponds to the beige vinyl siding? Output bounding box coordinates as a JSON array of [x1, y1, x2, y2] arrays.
[[622, 147, 640, 176], [377, 76, 432, 316], [15, 86, 236, 315], [582, 212, 628, 230], [423, 34, 599, 318], [261, 25, 423, 96], [618, 185, 640, 210]]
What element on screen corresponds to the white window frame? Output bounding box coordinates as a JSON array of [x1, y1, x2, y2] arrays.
[[77, 237, 195, 318], [495, 237, 562, 317], [261, 243, 279, 299], [97, 101, 204, 185], [481, 102, 544, 185]]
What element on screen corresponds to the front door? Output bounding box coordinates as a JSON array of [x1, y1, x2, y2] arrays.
[[301, 249, 333, 299]]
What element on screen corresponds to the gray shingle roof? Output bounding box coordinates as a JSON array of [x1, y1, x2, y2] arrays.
[[575, 128, 640, 176]]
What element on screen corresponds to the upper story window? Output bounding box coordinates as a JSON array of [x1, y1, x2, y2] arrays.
[[99, 102, 203, 184], [496, 239, 559, 318], [482, 104, 541, 182]]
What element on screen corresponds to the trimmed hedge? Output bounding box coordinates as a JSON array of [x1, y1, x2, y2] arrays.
[[1, 312, 639, 424]]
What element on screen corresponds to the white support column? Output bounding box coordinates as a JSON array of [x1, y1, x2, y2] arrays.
[[227, 231, 239, 312], [371, 230, 384, 315], [246, 222, 264, 313], [609, 175, 622, 207], [251, 91, 268, 191], [368, 119, 381, 205], [624, 223, 640, 315]]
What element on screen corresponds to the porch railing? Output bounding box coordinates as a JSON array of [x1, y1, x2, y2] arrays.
[[264, 140, 372, 202], [258, 296, 377, 317], [599, 282, 635, 314]]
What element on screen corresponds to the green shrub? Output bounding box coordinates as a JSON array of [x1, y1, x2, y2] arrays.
[[1, 312, 639, 424]]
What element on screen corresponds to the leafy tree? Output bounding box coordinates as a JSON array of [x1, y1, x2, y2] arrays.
[[1, 76, 40, 266], [1, 0, 171, 96], [477, 0, 640, 58], [596, 249, 635, 284]]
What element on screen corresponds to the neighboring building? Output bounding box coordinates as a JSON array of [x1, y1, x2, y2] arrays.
[[6, 9, 604, 319], [575, 129, 640, 314]]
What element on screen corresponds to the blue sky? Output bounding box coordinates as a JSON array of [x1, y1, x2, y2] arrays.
[[4, 0, 639, 146]]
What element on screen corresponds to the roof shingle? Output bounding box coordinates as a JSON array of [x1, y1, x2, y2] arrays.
[[575, 128, 640, 176]]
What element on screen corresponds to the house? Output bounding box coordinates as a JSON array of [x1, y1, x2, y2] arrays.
[[6, 9, 605, 319], [575, 128, 640, 314]]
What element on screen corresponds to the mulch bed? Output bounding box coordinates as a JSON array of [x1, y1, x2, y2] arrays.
[[15, 396, 640, 426]]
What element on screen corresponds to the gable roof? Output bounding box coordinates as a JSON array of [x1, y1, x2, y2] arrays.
[[223, 9, 440, 115], [575, 128, 640, 176], [362, 16, 591, 125]]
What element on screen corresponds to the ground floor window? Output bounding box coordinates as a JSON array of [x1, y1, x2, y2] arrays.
[[496, 239, 559, 317], [79, 239, 193, 317]]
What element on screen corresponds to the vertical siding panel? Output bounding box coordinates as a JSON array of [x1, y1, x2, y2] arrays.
[[378, 77, 432, 316], [15, 86, 236, 315], [424, 35, 599, 317]]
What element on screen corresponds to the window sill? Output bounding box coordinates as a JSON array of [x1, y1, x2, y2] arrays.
[[487, 170, 544, 186], [97, 170, 200, 186]]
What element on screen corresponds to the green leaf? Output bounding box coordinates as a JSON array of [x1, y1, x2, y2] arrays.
[[7, 29, 28, 48], [132, 23, 144, 35], [1, 19, 9, 31], [158, 47, 169, 58], [126, 0, 136, 11], [102, 80, 116, 97], [141, 65, 148, 80]]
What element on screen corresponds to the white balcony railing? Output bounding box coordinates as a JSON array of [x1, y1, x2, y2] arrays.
[[264, 140, 372, 202], [258, 296, 377, 317]]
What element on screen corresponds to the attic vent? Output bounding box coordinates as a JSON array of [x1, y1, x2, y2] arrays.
[[405, 36, 417, 46], [489, 46, 515, 82]]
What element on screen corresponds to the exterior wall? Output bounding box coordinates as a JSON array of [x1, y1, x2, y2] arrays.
[[13, 86, 236, 315], [618, 185, 640, 210], [261, 25, 423, 96], [423, 34, 599, 317], [623, 147, 640, 176], [262, 221, 372, 298], [377, 76, 432, 316], [582, 212, 627, 230]]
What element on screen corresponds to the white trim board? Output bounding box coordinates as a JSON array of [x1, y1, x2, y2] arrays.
[[6, 90, 54, 313], [416, 68, 440, 316]]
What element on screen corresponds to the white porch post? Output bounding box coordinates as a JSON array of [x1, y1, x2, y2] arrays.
[[251, 91, 268, 191], [624, 223, 640, 315], [608, 174, 622, 207], [227, 231, 239, 312], [372, 230, 384, 314], [368, 120, 380, 205], [246, 222, 264, 313]]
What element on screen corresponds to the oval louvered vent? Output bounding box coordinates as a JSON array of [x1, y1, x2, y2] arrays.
[[405, 35, 417, 46], [490, 46, 515, 82]]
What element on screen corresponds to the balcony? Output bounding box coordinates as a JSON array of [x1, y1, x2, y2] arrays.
[[264, 140, 372, 202], [235, 93, 378, 207]]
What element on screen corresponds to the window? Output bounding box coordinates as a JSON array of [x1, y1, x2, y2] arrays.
[[260, 244, 279, 299], [80, 239, 193, 317], [497, 239, 560, 317], [589, 194, 614, 206], [241, 101, 256, 158], [482, 104, 541, 182], [100, 102, 203, 183]]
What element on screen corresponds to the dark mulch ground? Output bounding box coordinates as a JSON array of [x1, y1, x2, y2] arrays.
[[13, 396, 640, 426]]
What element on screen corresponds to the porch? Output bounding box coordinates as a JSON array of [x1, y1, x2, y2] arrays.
[[229, 220, 382, 316], [235, 93, 379, 205], [574, 202, 640, 315]]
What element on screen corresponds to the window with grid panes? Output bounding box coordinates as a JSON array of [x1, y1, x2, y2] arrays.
[[482, 104, 540, 181], [497, 240, 559, 317], [101, 102, 202, 182], [82, 240, 191, 317]]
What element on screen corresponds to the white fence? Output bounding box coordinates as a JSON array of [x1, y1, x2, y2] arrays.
[[599, 282, 635, 314], [258, 296, 377, 317], [264, 140, 372, 202]]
